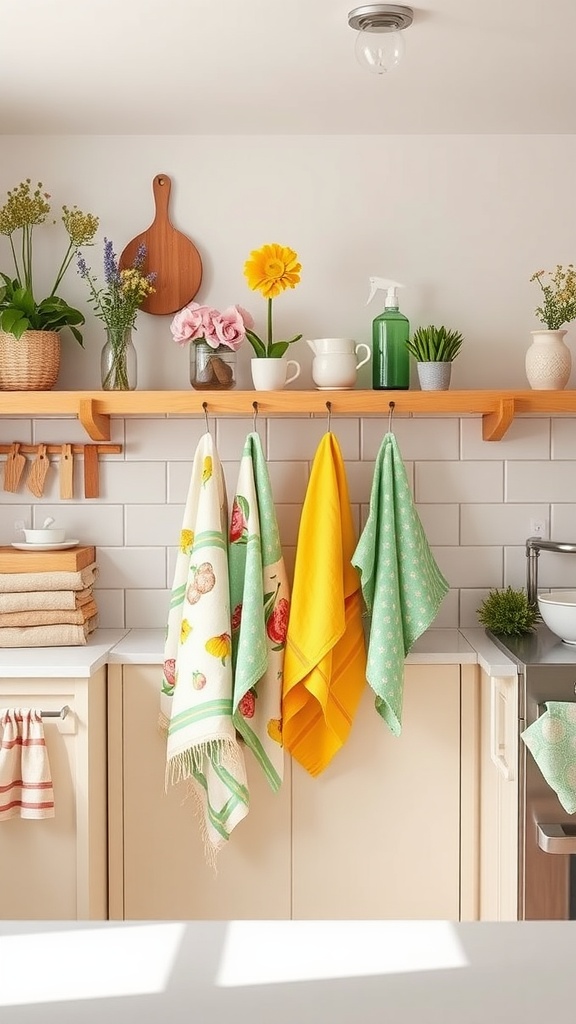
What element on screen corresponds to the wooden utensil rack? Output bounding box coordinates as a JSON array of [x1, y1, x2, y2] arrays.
[[0, 444, 121, 456]]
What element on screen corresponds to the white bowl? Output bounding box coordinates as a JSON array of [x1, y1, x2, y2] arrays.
[[23, 528, 66, 545], [538, 591, 576, 644]]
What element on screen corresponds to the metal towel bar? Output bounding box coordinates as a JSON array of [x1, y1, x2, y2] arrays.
[[40, 705, 70, 720]]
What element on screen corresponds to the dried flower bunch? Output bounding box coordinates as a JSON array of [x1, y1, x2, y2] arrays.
[[77, 238, 156, 335], [0, 179, 99, 343], [531, 265, 576, 330], [243, 243, 302, 357]]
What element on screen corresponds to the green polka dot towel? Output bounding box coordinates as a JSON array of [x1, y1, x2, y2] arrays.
[[521, 702, 576, 814], [351, 432, 449, 736]]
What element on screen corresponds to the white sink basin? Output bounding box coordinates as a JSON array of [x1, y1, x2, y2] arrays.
[[538, 591, 576, 645]]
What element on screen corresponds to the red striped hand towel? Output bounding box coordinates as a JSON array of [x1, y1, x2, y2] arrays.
[[0, 709, 55, 820]]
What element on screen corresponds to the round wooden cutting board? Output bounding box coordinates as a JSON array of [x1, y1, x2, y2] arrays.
[[119, 174, 203, 315]]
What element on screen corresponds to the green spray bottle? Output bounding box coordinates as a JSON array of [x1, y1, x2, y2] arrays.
[[368, 277, 410, 390]]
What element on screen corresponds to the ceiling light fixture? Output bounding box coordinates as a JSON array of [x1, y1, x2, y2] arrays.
[[348, 4, 413, 75]]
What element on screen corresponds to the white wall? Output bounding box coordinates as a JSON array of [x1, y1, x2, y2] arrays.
[[1, 135, 576, 628], [2, 134, 576, 391]]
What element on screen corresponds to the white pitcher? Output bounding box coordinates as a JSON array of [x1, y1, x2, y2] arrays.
[[307, 338, 371, 389]]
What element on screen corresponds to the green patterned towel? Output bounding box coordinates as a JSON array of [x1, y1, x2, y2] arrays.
[[351, 432, 449, 735], [229, 431, 288, 791], [160, 431, 248, 864], [521, 702, 576, 813]]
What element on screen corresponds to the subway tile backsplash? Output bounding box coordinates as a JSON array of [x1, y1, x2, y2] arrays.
[[4, 413, 576, 629]]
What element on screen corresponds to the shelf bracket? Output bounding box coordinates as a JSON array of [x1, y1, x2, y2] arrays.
[[482, 398, 516, 441], [78, 398, 111, 441]]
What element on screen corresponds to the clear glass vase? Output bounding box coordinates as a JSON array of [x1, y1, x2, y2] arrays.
[[190, 340, 237, 390], [101, 326, 137, 391]]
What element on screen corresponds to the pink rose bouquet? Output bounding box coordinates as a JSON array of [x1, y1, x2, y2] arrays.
[[171, 302, 253, 351]]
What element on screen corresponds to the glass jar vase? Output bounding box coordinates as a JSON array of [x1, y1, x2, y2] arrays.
[[101, 326, 137, 391], [190, 340, 237, 390]]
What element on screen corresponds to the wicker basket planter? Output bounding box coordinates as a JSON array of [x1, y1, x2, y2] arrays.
[[0, 330, 61, 391]]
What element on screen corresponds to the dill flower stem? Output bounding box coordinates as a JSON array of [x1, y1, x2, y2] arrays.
[[51, 242, 76, 297], [8, 235, 21, 284]]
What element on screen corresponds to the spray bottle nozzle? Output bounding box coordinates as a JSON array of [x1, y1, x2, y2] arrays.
[[367, 277, 405, 307]]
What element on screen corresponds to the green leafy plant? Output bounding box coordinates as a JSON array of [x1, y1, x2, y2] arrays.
[[0, 179, 99, 344], [406, 324, 464, 363], [477, 586, 538, 636], [530, 265, 576, 330]]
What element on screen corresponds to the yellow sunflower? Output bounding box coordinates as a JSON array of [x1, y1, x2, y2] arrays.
[[243, 242, 303, 358], [244, 243, 301, 300]]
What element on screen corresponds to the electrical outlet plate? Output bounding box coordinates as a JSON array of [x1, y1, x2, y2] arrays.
[[530, 517, 547, 538]]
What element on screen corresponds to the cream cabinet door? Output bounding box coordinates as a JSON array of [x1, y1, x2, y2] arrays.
[[0, 670, 107, 920], [291, 664, 466, 919], [109, 664, 292, 919], [478, 668, 519, 920]]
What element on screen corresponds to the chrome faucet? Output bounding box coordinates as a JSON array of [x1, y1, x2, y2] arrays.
[[526, 537, 576, 605]]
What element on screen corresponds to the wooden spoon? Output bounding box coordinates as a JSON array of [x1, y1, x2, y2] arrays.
[[119, 173, 203, 315], [83, 445, 100, 499], [26, 444, 50, 498], [3, 443, 26, 492], [59, 444, 74, 499]]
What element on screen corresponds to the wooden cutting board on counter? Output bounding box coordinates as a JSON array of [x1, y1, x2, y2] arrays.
[[0, 546, 95, 573], [119, 173, 203, 315]]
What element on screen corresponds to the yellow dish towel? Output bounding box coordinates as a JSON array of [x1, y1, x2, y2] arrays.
[[282, 432, 366, 776]]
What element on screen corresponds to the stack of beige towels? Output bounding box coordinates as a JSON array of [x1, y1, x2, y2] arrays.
[[0, 556, 99, 647]]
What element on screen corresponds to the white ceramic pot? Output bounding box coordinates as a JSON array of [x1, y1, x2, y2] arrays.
[[417, 361, 452, 391], [251, 358, 301, 391], [525, 329, 571, 390]]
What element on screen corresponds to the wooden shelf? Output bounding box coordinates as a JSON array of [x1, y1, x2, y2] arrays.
[[1, 389, 576, 441]]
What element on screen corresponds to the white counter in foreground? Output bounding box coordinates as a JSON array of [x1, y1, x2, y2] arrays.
[[0, 629, 129, 678], [109, 626, 516, 676], [0, 627, 517, 678]]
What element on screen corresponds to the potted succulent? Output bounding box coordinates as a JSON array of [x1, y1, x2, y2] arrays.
[[406, 324, 464, 391], [0, 179, 98, 390]]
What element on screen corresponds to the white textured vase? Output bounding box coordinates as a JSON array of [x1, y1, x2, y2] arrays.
[[417, 361, 452, 391], [525, 329, 571, 390]]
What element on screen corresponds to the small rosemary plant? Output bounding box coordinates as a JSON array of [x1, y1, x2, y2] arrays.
[[477, 587, 538, 637]]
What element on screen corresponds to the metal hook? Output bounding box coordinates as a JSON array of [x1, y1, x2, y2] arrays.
[[252, 401, 259, 432], [326, 400, 332, 432], [202, 402, 210, 434], [388, 401, 395, 433]]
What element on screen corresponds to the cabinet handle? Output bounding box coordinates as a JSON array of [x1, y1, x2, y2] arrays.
[[537, 823, 576, 854], [490, 676, 514, 782]]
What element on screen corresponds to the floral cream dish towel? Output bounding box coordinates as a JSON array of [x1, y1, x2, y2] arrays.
[[0, 709, 55, 820], [521, 702, 576, 813], [160, 431, 249, 863], [352, 431, 449, 736], [283, 432, 366, 776], [228, 431, 289, 792]]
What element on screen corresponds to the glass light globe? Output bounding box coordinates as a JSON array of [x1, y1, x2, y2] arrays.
[[354, 27, 405, 74]]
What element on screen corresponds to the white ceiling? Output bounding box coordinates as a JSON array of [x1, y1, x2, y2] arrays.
[[2, 0, 576, 134]]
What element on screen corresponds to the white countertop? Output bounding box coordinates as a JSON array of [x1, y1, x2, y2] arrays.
[[0, 626, 517, 678], [0, 629, 129, 678]]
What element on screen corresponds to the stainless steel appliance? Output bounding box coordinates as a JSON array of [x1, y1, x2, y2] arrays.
[[488, 538, 576, 919]]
